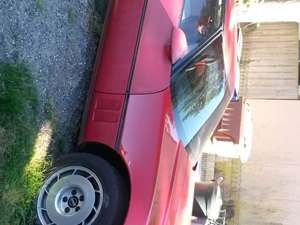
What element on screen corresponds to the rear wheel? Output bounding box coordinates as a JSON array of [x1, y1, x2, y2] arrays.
[[36, 153, 129, 225]]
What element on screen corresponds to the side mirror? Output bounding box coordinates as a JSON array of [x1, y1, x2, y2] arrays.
[[171, 27, 188, 64]]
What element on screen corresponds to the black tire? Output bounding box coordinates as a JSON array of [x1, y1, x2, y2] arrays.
[[35, 153, 129, 225]]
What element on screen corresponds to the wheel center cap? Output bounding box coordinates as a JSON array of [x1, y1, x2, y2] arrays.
[[68, 196, 79, 208]]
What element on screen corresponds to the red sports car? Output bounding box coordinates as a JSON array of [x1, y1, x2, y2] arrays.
[[36, 0, 239, 224]]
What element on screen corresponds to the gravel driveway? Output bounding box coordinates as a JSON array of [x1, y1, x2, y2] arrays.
[[0, 0, 106, 154]]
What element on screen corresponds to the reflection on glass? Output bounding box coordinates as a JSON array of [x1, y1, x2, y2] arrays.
[[171, 38, 225, 146], [180, 0, 224, 53]]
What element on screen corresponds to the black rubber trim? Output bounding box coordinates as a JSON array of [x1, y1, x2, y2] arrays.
[[114, 0, 149, 150], [173, 0, 227, 73], [172, 29, 223, 74]]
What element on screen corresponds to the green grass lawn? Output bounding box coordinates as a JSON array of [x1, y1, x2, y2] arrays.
[[0, 63, 52, 225]]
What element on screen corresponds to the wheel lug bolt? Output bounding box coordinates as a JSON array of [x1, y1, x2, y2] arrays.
[[75, 206, 80, 212], [79, 195, 84, 201], [65, 207, 70, 213], [71, 190, 77, 195], [62, 197, 68, 202]]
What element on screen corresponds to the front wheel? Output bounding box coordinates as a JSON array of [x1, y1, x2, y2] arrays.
[[36, 153, 129, 225]]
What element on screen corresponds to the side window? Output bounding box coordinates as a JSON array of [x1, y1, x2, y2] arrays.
[[180, 0, 224, 54], [171, 37, 226, 147]]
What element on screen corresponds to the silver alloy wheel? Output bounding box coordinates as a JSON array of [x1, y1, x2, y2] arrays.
[[37, 166, 104, 225]]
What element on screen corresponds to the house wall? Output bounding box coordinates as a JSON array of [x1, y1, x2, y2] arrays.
[[237, 1, 300, 24], [240, 22, 299, 99], [239, 100, 300, 225]]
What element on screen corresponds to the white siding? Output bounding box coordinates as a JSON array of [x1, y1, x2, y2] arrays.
[[240, 22, 299, 99]]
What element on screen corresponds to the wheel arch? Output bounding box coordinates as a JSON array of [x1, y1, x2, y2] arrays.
[[78, 142, 131, 198]]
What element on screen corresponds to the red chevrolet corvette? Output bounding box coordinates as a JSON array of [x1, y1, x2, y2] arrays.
[[36, 0, 239, 224]]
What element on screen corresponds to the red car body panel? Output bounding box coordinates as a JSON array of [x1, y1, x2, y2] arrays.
[[80, 0, 146, 147], [120, 89, 194, 225], [94, 0, 144, 94], [80, 0, 238, 224], [223, 0, 239, 94], [81, 92, 124, 147], [131, 0, 183, 94], [81, 0, 184, 146]]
